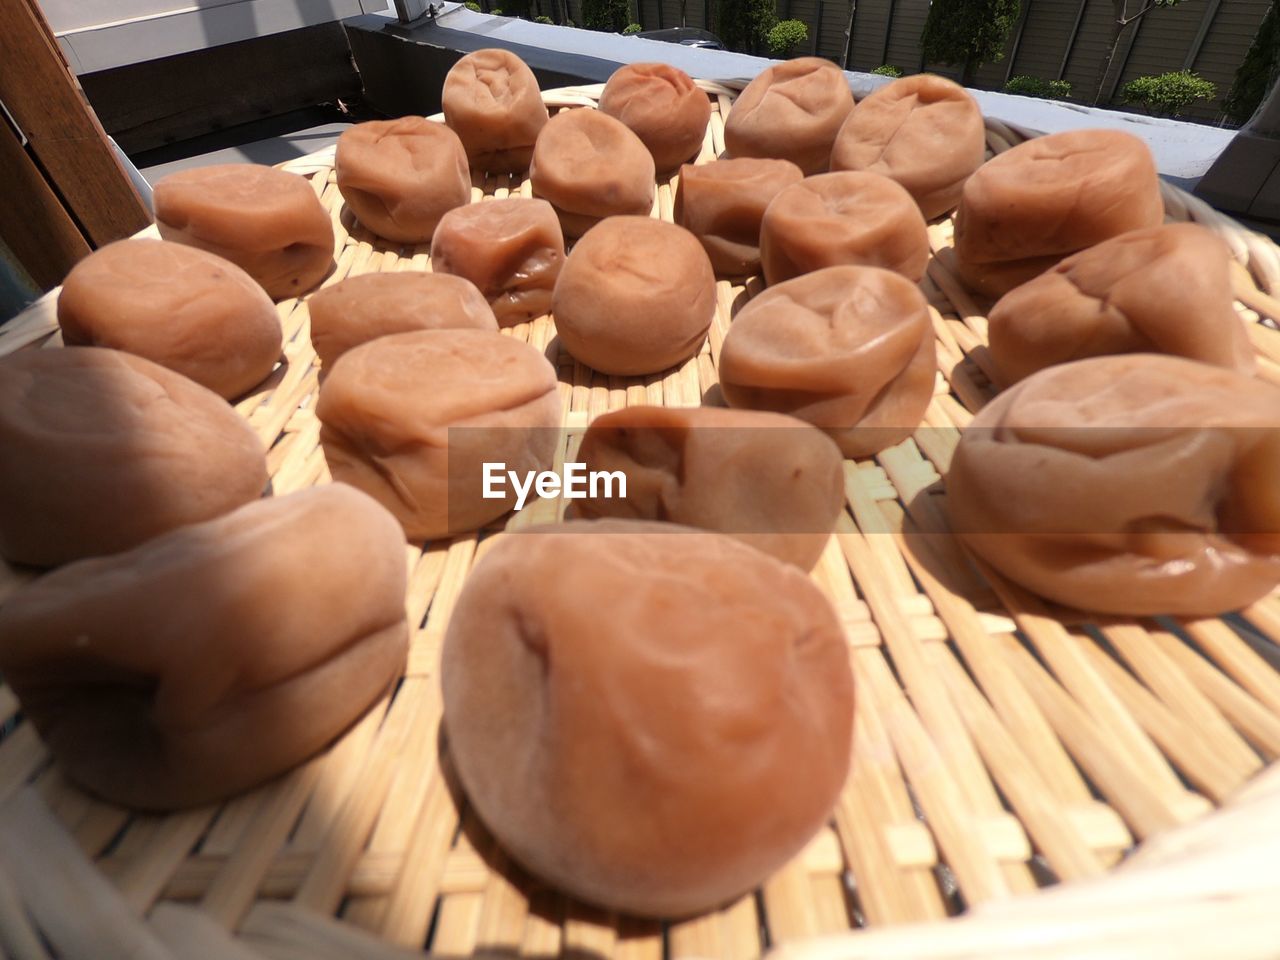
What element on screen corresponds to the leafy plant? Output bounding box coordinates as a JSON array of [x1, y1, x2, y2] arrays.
[[767, 19, 809, 57], [582, 0, 631, 31], [920, 0, 1020, 85], [1121, 70, 1216, 116], [872, 64, 903, 77], [717, 0, 777, 54], [1003, 75, 1072, 99], [464, 2, 481, 9], [1225, 0, 1280, 124], [535, 13, 554, 21], [623, 21, 642, 33]]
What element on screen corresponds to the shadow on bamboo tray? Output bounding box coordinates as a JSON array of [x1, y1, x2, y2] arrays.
[[1, 80, 1279, 960]]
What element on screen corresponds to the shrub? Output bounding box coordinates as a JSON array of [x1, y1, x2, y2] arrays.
[[872, 64, 903, 78], [582, 0, 631, 31], [920, 0, 1020, 85], [535, 14, 554, 22], [623, 22, 642, 33], [464, 2, 480, 9], [1225, 0, 1279, 124], [717, 0, 777, 54], [767, 19, 809, 57], [1003, 75, 1073, 100], [1121, 70, 1216, 116]]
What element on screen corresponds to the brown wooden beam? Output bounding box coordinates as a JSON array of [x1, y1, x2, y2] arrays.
[[0, 122, 91, 291], [0, 0, 150, 250]]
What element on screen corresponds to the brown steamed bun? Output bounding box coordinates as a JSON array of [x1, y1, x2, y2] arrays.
[[674, 157, 804, 276], [723, 58, 855, 175], [760, 171, 930, 285], [442, 518, 853, 917], [430, 197, 565, 327], [316, 330, 560, 541], [529, 108, 656, 238], [830, 74, 985, 220], [567, 406, 845, 569], [335, 117, 471, 244], [153, 163, 335, 300], [442, 48, 549, 173], [551, 216, 715, 375], [0, 485, 409, 810], [947, 353, 1280, 616], [720, 265, 935, 458], [0, 347, 267, 568], [598, 63, 711, 172], [953, 129, 1163, 299], [308, 272, 498, 368], [57, 238, 281, 399], [988, 224, 1255, 386]]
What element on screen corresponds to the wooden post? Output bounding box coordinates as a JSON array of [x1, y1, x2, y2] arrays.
[[1003, 0, 1034, 84], [1057, 0, 1089, 81], [0, 0, 149, 290]]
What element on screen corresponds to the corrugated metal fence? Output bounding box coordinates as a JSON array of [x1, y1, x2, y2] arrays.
[[614, 0, 1266, 122]]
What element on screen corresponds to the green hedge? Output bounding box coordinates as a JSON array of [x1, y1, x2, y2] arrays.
[[872, 64, 903, 78], [1121, 70, 1216, 116], [1004, 75, 1072, 100]]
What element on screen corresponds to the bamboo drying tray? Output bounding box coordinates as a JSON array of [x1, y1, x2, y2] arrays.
[[2, 81, 1280, 960]]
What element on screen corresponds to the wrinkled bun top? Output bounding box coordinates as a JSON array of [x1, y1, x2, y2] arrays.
[[720, 265, 935, 457], [0, 346, 267, 567], [551, 216, 715, 376], [316, 330, 560, 540], [675, 157, 804, 276], [830, 74, 985, 220], [429, 197, 565, 328], [0, 485, 409, 810], [955, 129, 1163, 266], [947, 353, 1280, 616], [570, 405, 845, 569], [988, 224, 1255, 385], [529, 108, 656, 237], [723, 58, 854, 175], [599, 63, 711, 171], [442, 49, 550, 173], [153, 163, 335, 300], [335, 117, 471, 244], [57, 238, 282, 399], [442, 518, 853, 916], [760, 171, 930, 285], [308, 271, 497, 367]]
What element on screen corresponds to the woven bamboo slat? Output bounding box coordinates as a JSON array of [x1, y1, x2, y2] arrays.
[[1, 80, 1279, 958]]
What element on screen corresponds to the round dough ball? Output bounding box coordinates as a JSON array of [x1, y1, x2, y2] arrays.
[[57, 238, 282, 399], [598, 63, 711, 171], [760, 171, 930, 285], [568, 406, 844, 569], [720, 266, 934, 458], [153, 164, 335, 300], [0, 485, 409, 810], [442, 48, 549, 173], [336, 117, 471, 244], [723, 58, 854, 175], [0, 347, 267, 568], [442, 518, 853, 917], [830, 74, 985, 220], [988, 224, 1255, 386], [953, 129, 1163, 299], [947, 354, 1280, 616], [316, 330, 560, 541], [430, 198, 565, 327], [529, 108, 656, 238], [308, 272, 498, 368], [675, 157, 804, 276], [551, 217, 715, 375]]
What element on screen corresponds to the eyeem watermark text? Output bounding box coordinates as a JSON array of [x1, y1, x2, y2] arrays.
[[483, 462, 627, 511]]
